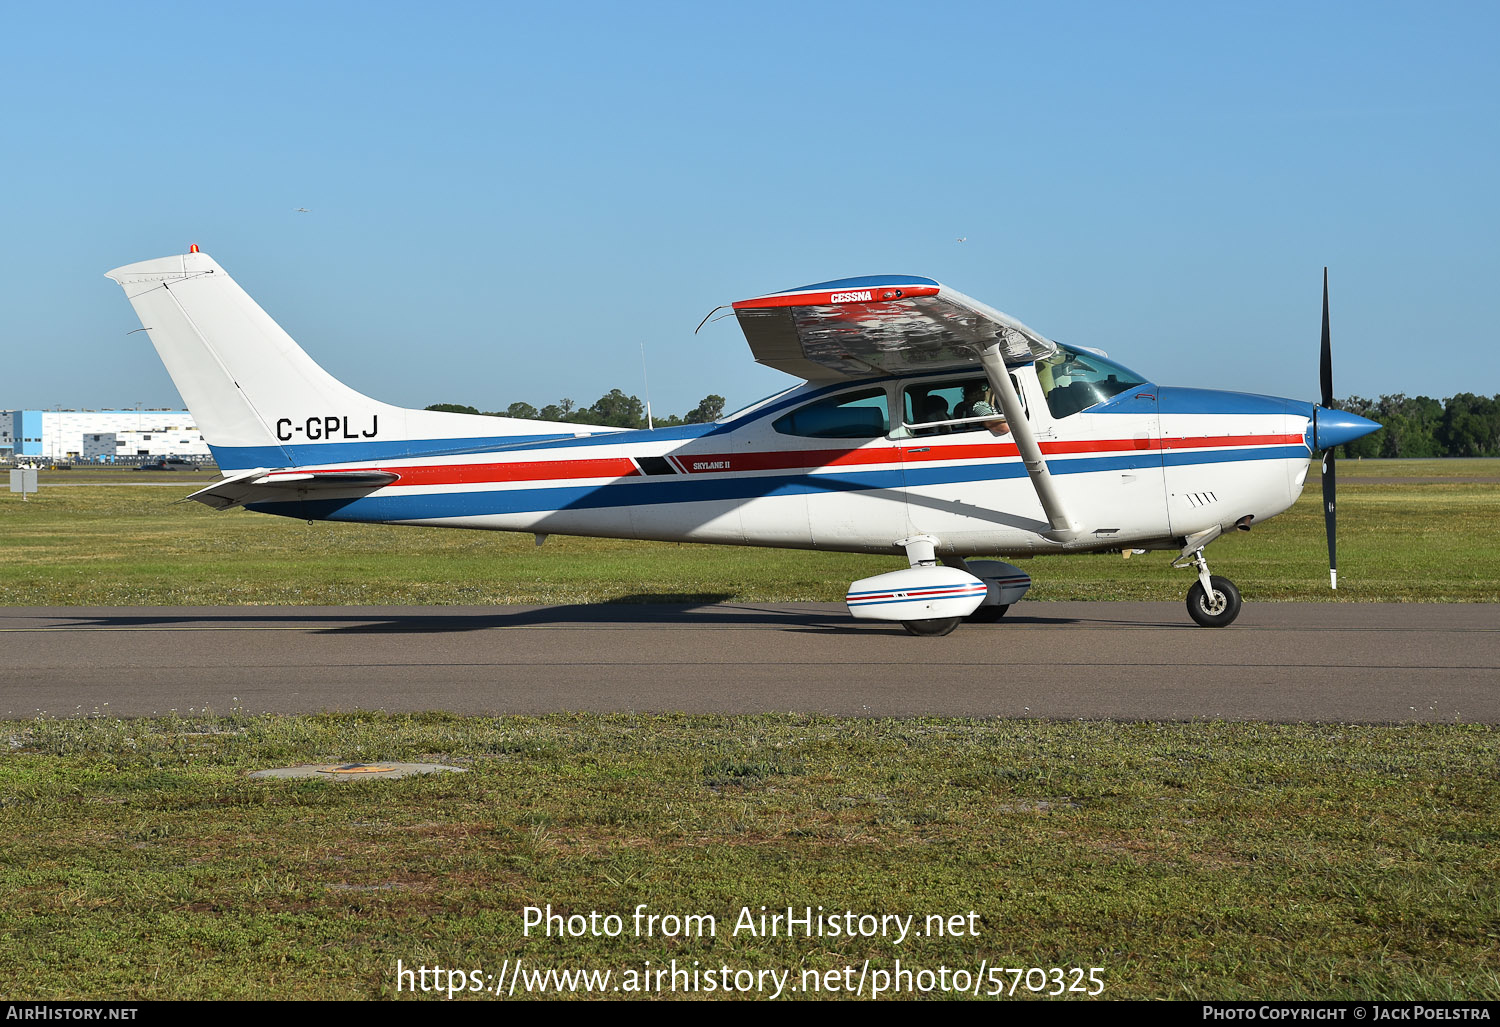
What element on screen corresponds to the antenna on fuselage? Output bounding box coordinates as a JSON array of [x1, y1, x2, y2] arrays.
[[640, 342, 654, 430]]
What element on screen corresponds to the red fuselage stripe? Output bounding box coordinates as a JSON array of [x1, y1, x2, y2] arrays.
[[279, 434, 1304, 488], [263, 457, 640, 487], [674, 433, 1303, 474]]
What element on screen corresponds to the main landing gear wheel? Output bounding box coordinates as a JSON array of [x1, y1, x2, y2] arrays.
[[966, 605, 1010, 623], [902, 617, 963, 637], [1186, 576, 1242, 628]]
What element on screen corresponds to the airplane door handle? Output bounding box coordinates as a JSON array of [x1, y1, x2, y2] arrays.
[[907, 447, 930, 454]]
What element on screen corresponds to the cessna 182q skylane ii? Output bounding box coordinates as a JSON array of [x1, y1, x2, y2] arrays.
[[106, 250, 1378, 635]]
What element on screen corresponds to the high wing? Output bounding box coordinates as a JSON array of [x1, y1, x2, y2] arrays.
[[186, 468, 400, 510], [734, 274, 1080, 541], [732, 275, 1058, 381]]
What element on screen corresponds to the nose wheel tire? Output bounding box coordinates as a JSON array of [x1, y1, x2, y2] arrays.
[[1186, 576, 1242, 628], [902, 617, 963, 637], [966, 605, 1010, 623]]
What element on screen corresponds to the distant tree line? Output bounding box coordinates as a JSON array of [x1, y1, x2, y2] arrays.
[[1336, 394, 1500, 458], [427, 390, 1500, 457], [426, 390, 725, 429]]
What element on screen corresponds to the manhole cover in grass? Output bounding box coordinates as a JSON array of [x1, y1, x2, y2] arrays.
[[249, 763, 466, 781]]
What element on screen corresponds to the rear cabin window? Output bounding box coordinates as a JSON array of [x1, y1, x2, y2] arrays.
[[772, 388, 890, 439]]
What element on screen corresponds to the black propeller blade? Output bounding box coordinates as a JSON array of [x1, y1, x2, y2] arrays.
[[1320, 268, 1337, 590], [1320, 268, 1334, 409]]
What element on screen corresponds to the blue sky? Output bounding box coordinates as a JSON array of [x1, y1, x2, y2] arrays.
[[2, 1, 1495, 417]]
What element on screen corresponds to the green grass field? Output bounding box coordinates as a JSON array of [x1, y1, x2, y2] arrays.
[[3, 460, 1497, 1001], [3, 713, 1497, 1000], [4, 459, 1499, 605]]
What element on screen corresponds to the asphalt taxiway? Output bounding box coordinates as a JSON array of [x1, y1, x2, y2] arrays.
[[3, 602, 1496, 722]]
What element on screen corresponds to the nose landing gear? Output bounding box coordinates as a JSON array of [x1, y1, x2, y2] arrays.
[[1175, 531, 1243, 627], [1186, 567, 1242, 627]]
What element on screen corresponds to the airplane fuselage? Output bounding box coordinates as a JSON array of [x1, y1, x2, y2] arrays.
[[239, 364, 1317, 560]]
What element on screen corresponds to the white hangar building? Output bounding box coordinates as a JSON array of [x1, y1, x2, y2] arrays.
[[1, 409, 210, 463]]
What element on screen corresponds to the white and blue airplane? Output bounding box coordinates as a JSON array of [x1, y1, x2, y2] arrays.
[[106, 250, 1378, 634]]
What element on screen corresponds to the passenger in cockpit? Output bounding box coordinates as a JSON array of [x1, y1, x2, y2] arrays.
[[915, 396, 951, 436]]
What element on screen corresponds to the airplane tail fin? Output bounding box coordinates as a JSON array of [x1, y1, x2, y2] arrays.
[[105, 250, 600, 471]]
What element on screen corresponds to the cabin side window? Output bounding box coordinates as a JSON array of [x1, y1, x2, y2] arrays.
[[1035, 346, 1148, 419], [901, 376, 1018, 436], [772, 388, 890, 439]]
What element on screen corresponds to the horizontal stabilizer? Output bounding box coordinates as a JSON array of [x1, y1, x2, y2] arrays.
[[250, 470, 400, 488], [186, 468, 400, 510]]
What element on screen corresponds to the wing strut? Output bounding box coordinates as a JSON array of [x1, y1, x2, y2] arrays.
[[976, 340, 1081, 542]]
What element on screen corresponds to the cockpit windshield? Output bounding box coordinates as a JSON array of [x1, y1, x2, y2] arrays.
[[1035, 346, 1148, 419]]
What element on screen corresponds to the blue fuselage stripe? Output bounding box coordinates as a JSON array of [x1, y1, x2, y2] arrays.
[[211, 433, 587, 470], [1162, 445, 1305, 467]]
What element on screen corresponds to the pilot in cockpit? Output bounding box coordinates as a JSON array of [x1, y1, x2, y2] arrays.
[[955, 382, 1009, 436]]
